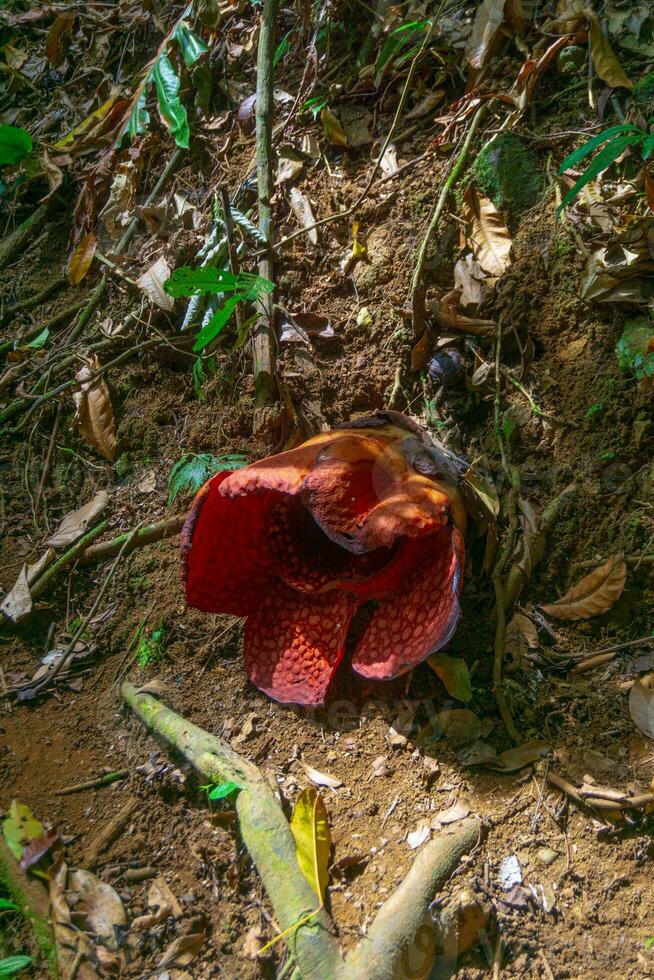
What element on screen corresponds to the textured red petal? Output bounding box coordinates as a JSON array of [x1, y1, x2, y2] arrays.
[[302, 435, 453, 553], [244, 584, 360, 705], [221, 431, 336, 498], [266, 494, 401, 595], [181, 471, 277, 616], [351, 527, 464, 680]]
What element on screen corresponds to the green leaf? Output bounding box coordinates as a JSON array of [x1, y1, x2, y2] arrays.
[[171, 21, 209, 68], [2, 801, 45, 861], [192, 294, 240, 351], [0, 899, 20, 912], [127, 88, 150, 140], [375, 19, 430, 78], [26, 327, 49, 350], [167, 452, 247, 504], [165, 266, 274, 299], [642, 133, 654, 160], [152, 53, 189, 149], [274, 31, 291, 66], [192, 354, 216, 400], [290, 787, 330, 901], [558, 123, 641, 173], [0, 956, 32, 977], [427, 654, 473, 703], [558, 134, 644, 211], [208, 781, 243, 801], [0, 125, 32, 167]]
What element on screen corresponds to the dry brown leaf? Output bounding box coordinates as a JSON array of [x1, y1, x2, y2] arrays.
[[464, 0, 505, 70], [136, 255, 174, 311], [73, 357, 116, 462], [0, 565, 32, 623], [629, 678, 654, 739], [157, 932, 206, 970], [69, 869, 127, 949], [589, 16, 632, 90], [49, 860, 98, 980], [46, 490, 109, 548], [320, 106, 348, 148], [463, 186, 512, 277], [301, 762, 343, 789], [45, 10, 75, 66], [540, 555, 627, 620], [288, 187, 317, 244], [67, 233, 97, 286]]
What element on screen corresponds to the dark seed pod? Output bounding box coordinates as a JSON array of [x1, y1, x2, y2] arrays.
[[427, 349, 464, 387]]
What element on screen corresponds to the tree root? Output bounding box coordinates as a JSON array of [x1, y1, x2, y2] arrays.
[[0, 203, 50, 271], [122, 683, 482, 979]]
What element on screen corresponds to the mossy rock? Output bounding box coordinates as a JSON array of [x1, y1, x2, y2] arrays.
[[471, 133, 544, 215]]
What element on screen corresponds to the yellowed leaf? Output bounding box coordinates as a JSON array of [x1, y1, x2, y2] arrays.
[[320, 107, 348, 148], [540, 555, 627, 620], [463, 186, 512, 276], [73, 356, 116, 462], [589, 17, 632, 90], [67, 233, 97, 286], [290, 787, 330, 901]]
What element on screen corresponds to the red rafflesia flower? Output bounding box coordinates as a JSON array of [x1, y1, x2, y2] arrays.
[[181, 412, 467, 707]]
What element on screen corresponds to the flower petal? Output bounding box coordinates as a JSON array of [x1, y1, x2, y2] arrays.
[[181, 471, 277, 615], [266, 494, 400, 594], [221, 432, 336, 498], [351, 527, 464, 679], [244, 584, 359, 705], [301, 435, 453, 553]]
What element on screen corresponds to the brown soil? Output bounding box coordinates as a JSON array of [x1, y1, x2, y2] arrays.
[[2, 17, 654, 980]]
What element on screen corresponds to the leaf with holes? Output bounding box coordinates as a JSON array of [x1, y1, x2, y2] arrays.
[[290, 787, 330, 901], [540, 555, 627, 620]]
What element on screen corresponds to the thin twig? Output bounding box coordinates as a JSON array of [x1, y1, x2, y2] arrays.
[[55, 770, 129, 796], [35, 402, 62, 512]]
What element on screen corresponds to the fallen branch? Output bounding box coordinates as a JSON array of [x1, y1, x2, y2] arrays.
[[122, 684, 481, 979], [78, 515, 184, 564], [253, 0, 280, 409], [54, 769, 129, 796]]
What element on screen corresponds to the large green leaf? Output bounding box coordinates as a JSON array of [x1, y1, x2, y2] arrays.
[[427, 654, 473, 703], [558, 123, 640, 173], [0, 956, 32, 977], [165, 266, 274, 299], [193, 295, 240, 350], [152, 53, 189, 148], [172, 21, 209, 68], [558, 133, 644, 211], [0, 125, 32, 166], [127, 88, 150, 139]]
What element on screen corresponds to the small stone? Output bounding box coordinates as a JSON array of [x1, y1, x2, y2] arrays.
[[537, 847, 559, 866]]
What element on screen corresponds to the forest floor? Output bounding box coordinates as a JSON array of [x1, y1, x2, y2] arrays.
[[1, 2, 654, 978]]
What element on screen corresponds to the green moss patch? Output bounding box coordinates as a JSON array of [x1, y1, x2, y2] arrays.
[[472, 133, 544, 214]]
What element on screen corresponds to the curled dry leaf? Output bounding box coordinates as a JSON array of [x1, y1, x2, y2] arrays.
[[137, 255, 174, 311], [73, 357, 117, 462], [540, 555, 627, 620], [301, 762, 343, 789], [67, 233, 97, 286], [320, 106, 348, 148], [47, 490, 109, 549], [0, 549, 53, 624], [629, 678, 654, 740], [288, 187, 317, 244], [463, 186, 512, 277]]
